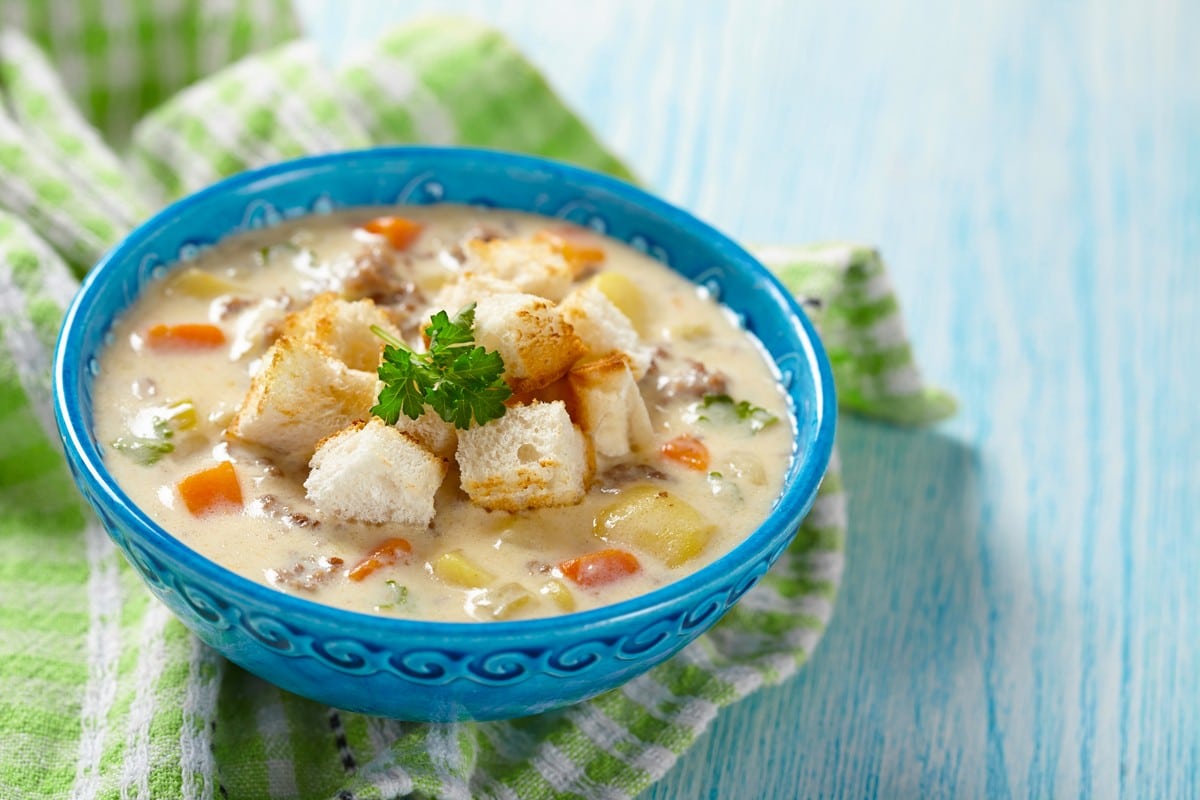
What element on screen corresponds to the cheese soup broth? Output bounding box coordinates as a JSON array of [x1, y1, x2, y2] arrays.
[[94, 206, 794, 620]]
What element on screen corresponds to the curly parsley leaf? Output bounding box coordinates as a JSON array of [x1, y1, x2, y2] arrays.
[[699, 393, 779, 433], [370, 304, 511, 430]]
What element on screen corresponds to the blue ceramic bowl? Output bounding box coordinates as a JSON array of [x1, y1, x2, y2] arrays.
[[53, 147, 836, 721]]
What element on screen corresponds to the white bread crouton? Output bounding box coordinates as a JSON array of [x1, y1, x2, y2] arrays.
[[393, 406, 458, 459], [463, 236, 575, 301], [567, 354, 655, 461], [305, 419, 446, 526], [456, 401, 590, 511], [557, 285, 653, 378], [472, 292, 585, 394], [279, 292, 400, 372], [227, 337, 377, 463], [430, 271, 522, 320]]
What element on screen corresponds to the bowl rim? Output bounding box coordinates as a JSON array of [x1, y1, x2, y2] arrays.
[[54, 145, 837, 638]]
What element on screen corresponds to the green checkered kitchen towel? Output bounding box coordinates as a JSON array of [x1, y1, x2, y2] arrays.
[[0, 3, 954, 799]]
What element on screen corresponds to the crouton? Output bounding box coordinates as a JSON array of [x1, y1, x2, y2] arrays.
[[463, 236, 576, 301], [472, 292, 585, 394], [393, 406, 458, 458], [456, 401, 590, 511], [567, 354, 655, 461], [227, 337, 377, 463], [305, 419, 446, 526], [279, 292, 400, 372], [558, 285, 653, 378], [429, 271, 521, 320]]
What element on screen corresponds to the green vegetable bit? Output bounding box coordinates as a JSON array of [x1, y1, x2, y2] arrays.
[[371, 303, 511, 430], [111, 431, 175, 470], [110, 400, 197, 466], [376, 580, 409, 612], [699, 393, 779, 433]]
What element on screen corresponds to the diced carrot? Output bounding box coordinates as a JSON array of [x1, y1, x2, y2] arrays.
[[660, 435, 710, 471], [535, 229, 606, 272], [347, 537, 413, 582], [362, 216, 423, 250], [177, 461, 243, 516], [559, 548, 641, 588], [145, 323, 226, 350]]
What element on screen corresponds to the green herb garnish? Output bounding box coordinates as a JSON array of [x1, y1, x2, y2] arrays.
[[699, 394, 779, 433], [370, 303, 511, 429]]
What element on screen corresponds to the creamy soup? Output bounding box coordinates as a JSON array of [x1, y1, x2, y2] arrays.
[[94, 205, 793, 621]]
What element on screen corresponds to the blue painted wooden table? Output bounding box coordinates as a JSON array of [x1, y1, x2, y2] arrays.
[[300, 1, 1200, 796]]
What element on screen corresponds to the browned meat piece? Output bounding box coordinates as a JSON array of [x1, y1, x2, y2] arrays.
[[340, 245, 417, 303], [595, 462, 670, 493], [212, 296, 256, 319], [646, 358, 729, 402], [525, 559, 554, 575], [265, 554, 344, 591], [336, 245, 427, 338], [440, 225, 508, 268], [256, 494, 320, 528]]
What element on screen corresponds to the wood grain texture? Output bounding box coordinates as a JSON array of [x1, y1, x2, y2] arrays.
[[297, 1, 1200, 796]]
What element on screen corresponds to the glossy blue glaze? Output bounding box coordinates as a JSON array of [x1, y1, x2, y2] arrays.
[[53, 147, 835, 721]]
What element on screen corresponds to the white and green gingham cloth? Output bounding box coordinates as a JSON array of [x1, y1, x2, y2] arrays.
[[0, 3, 953, 798]]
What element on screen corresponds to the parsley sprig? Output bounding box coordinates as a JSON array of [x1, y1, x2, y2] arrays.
[[370, 304, 511, 430]]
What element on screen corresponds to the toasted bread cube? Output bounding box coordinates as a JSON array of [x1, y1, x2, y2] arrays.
[[393, 405, 458, 458], [430, 271, 522, 320], [463, 236, 576, 301], [472, 293, 585, 394], [279, 292, 400, 372], [558, 285, 652, 378], [456, 401, 590, 511], [227, 337, 377, 463], [567, 354, 655, 461], [304, 418, 446, 526]]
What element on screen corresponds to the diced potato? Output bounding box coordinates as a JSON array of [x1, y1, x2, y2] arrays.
[[168, 268, 242, 299], [538, 579, 576, 612], [670, 321, 712, 341], [162, 400, 197, 430], [473, 582, 536, 620], [725, 451, 767, 486], [431, 549, 496, 589], [594, 485, 716, 567], [589, 272, 645, 332]]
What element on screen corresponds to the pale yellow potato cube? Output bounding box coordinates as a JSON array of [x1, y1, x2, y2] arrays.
[[431, 549, 496, 589], [474, 582, 536, 620], [594, 485, 716, 567], [538, 579, 576, 612], [589, 272, 645, 332], [167, 268, 242, 299]]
